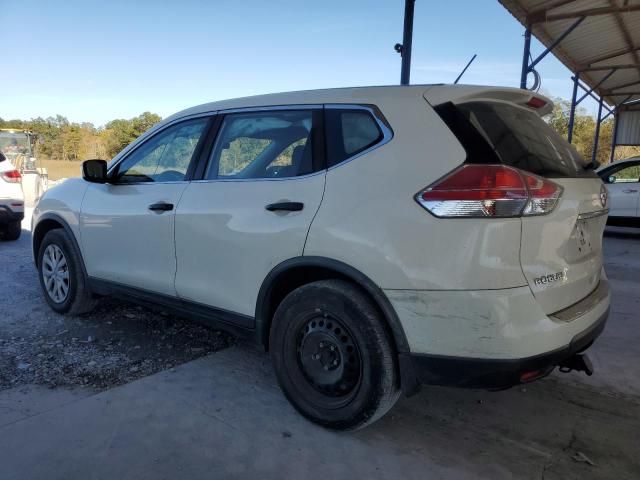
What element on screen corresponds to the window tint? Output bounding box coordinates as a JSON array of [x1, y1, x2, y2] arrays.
[[325, 109, 383, 167], [207, 111, 316, 180], [436, 101, 594, 178], [606, 163, 640, 183], [115, 118, 209, 183]]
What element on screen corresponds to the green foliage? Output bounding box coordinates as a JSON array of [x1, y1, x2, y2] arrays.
[[0, 112, 162, 162], [103, 112, 162, 158]]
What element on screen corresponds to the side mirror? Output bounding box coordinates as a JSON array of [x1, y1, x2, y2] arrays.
[[82, 159, 108, 184], [608, 175, 616, 184]]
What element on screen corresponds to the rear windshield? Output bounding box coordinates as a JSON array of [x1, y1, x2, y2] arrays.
[[435, 101, 594, 178]]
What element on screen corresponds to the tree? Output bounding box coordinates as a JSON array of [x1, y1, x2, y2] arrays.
[[103, 112, 162, 158]]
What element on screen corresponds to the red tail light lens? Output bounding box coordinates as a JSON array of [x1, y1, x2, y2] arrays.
[[521, 173, 563, 215], [1, 170, 21, 183], [416, 165, 562, 218]]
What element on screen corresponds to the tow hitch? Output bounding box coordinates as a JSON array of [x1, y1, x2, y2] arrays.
[[558, 353, 594, 376]]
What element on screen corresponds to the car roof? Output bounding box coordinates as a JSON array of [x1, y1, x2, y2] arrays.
[[597, 157, 640, 171], [164, 84, 546, 122]]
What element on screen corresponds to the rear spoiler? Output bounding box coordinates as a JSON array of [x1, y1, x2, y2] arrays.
[[423, 85, 553, 116]]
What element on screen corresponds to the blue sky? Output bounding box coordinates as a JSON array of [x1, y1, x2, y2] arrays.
[[1, 0, 598, 126]]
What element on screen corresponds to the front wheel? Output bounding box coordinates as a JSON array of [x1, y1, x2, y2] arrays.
[[270, 279, 400, 430], [38, 229, 97, 315]]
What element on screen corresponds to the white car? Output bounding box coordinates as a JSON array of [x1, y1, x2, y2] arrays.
[[0, 151, 24, 241], [597, 157, 640, 225], [32, 85, 610, 430]]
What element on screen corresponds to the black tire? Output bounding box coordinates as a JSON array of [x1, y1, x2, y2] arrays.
[[1, 221, 21, 241], [37, 229, 97, 315], [270, 279, 400, 430]]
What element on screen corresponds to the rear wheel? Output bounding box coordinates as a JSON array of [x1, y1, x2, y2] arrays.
[[38, 229, 97, 315], [270, 279, 400, 430], [1, 221, 21, 241]]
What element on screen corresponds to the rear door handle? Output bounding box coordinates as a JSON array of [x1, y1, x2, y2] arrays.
[[622, 189, 639, 193], [148, 202, 174, 212], [265, 202, 304, 212]]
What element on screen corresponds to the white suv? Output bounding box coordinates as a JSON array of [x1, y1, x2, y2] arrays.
[[0, 151, 24, 241], [33, 86, 610, 430]]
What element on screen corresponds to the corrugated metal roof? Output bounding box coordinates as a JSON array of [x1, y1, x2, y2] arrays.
[[499, 0, 640, 111]]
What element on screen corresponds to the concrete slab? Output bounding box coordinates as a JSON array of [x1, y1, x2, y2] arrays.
[[1, 344, 639, 480]]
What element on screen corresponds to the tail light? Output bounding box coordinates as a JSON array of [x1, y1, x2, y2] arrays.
[[1, 170, 21, 183], [416, 164, 562, 218]]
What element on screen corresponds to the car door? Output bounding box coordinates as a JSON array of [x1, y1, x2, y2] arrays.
[[80, 116, 211, 296], [603, 161, 640, 218], [174, 108, 326, 320]]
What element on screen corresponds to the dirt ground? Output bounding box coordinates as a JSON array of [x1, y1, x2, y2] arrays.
[[0, 210, 233, 391], [1, 212, 640, 479]]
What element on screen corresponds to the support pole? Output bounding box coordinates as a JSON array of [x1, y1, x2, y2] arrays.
[[568, 73, 580, 143], [592, 97, 604, 164], [610, 111, 620, 163], [520, 26, 532, 89], [400, 0, 415, 85]]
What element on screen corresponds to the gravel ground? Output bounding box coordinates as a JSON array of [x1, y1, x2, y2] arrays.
[[0, 209, 234, 391]]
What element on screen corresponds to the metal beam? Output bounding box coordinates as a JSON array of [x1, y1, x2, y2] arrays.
[[583, 46, 640, 67], [610, 112, 620, 163], [600, 91, 640, 96], [400, 0, 415, 85], [603, 79, 640, 93], [575, 68, 617, 104], [529, 4, 640, 23], [580, 63, 640, 72], [527, 17, 584, 71], [608, 0, 640, 86], [568, 72, 580, 143], [520, 26, 532, 89], [592, 97, 604, 164], [572, 77, 614, 115], [521, 17, 584, 90]]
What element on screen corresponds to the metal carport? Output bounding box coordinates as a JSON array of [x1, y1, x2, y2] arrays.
[[395, 1, 640, 162], [498, 0, 640, 161]]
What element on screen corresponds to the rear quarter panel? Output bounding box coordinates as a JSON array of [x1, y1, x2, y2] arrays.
[[304, 94, 528, 290]]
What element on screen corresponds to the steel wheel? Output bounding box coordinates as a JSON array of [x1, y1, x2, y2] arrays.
[[297, 312, 362, 398], [270, 280, 400, 430], [41, 244, 70, 303]]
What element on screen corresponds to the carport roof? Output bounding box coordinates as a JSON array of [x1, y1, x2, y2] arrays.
[[499, 0, 640, 111]]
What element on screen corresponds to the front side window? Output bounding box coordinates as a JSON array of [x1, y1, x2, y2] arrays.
[[207, 110, 316, 180], [605, 163, 640, 183], [325, 109, 383, 167], [114, 118, 209, 183]]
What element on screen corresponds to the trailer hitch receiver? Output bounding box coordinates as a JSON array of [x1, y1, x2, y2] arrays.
[[558, 353, 594, 376]]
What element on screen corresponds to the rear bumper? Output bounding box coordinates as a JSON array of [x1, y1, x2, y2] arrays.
[[0, 204, 24, 224], [386, 271, 610, 393], [399, 304, 608, 390]]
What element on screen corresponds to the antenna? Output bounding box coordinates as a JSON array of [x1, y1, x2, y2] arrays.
[[454, 54, 477, 84]]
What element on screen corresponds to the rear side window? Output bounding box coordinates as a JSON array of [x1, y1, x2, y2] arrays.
[[435, 101, 593, 178], [325, 109, 383, 167], [206, 110, 317, 179]]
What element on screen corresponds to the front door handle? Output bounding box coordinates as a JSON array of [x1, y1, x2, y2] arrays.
[[148, 202, 174, 212], [622, 189, 639, 193], [265, 202, 304, 212]]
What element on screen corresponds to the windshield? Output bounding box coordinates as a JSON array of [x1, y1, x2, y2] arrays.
[[0, 131, 31, 163], [436, 101, 593, 178]]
